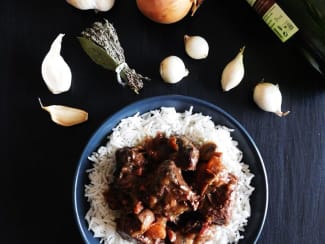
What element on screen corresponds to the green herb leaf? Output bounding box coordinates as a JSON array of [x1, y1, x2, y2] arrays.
[[78, 36, 117, 71]]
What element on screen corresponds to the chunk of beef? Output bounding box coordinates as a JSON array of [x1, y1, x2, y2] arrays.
[[143, 160, 199, 221], [199, 174, 237, 225], [116, 214, 143, 240], [173, 136, 200, 171], [167, 212, 214, 244], [175, 211, 203, 235], [115, 146, 147, 188], [107, 147, 147, 213], [199, 142, 217, 162], [144, 132, 175, 163], [117, 209, 156, 243], [106, 185, 134, 211], [118, 213, 168, 244], [194, 153, 238, 226]]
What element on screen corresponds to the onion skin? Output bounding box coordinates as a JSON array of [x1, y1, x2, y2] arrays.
[[136, 0, 193, 24]]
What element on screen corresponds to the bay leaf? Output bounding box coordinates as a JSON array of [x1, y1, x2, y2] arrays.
[[78, 36, 117, 71]]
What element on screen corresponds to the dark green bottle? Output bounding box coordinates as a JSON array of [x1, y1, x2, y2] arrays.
[[246, 0, 325, 76]]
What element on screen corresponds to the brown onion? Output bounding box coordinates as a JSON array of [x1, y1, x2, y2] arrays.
[[136, 0, 195, 24]]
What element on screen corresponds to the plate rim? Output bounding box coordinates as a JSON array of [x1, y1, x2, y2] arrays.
[[73, 94, 269, 244]]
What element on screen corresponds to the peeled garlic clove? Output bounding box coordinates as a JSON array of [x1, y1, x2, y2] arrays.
[[160, 56, 189, 84], [184, 35, 209, 60], [41, 33, 72, 94], [38, 98, 88, 126], [253, 82, 290, 117], [66, 0, 115, 11], [221, 46, 245, 91]]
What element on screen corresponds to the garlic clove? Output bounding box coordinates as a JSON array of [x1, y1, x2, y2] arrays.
[[160, 56, 189, 84], [66, 0, 115, 11], [221, 46, 245, 91], [41, 33, 72, 94], [253, 82, 290, 117], [184, 35, 209, 60], [38, 98, 88, 126]]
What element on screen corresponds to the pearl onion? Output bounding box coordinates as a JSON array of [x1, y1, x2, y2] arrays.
[[184, 35, 209, 60], [159, 56, 189, 84]]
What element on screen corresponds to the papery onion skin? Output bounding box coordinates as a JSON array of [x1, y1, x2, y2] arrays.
[[136, 0, 193, 24]]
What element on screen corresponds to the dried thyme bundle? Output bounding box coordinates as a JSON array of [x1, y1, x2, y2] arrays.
[[78, 19, 149, 94]]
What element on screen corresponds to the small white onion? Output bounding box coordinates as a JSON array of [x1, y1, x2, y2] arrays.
[[159, 56, 189, 84], [253, 82, 290, 117], [221, 47, 245, 91], [184, 35, 209, 60]]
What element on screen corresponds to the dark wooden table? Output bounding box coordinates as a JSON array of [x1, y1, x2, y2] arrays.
[[2, 1, 324, 243]]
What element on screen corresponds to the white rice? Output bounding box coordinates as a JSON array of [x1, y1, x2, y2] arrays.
[[85, 107, 255, 244]]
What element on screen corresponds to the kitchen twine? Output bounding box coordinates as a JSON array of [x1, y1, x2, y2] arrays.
[[115, 62, 128, 86]]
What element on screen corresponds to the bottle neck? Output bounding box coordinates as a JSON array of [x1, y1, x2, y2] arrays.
[[250, 0, 275, 16]]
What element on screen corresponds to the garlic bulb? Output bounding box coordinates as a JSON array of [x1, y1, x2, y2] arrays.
[[221, 47, 245, 91], [160, 56, 189, 84], [184, 35, 209, 60], [253, 82, 290, 117], [41, 33, 72, 94], [66, 0, 115, 11], [38, 98, 88, 126]]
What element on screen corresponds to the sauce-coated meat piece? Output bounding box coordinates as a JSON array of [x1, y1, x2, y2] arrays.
[[105, 186, 134, 211], [117, 213, 166, 244], [167, 211, 214, 244], [116, 214, 143, 240], [199, 174, 237, 225], [199, 142, 217, 162], [108, 147, 147, 212], [144, 132, 175, 163], [173, 136, 200, 171], [194, 153, 238, 226], [143, 160, 198, 221], [115, 146, 147, 188]]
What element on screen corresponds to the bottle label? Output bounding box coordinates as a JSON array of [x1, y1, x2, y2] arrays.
[[246, 0, 299, 42], [246, 0, 256, 6]]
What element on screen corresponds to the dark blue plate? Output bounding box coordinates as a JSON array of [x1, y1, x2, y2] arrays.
[[73, 94, 268, 244]]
